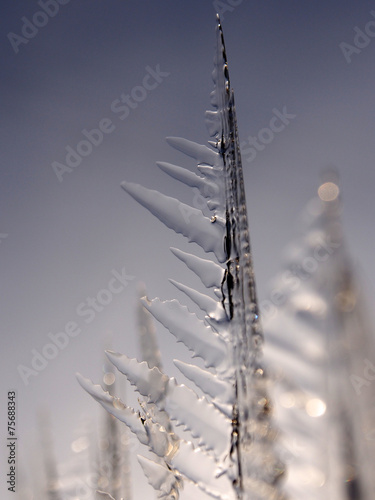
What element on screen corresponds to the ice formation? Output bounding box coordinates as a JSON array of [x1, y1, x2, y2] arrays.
[[78, 15, 375, 500], [263, 179, 375, 500], [78, 15, 283, 499]]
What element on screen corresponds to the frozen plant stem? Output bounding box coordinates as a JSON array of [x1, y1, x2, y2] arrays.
[[78, 15, 284, 500], [212, 17, 284, 499]]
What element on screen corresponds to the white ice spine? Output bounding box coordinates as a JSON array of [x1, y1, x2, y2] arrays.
[[209, 16, 284, 500], [78, 15, 284, 500]]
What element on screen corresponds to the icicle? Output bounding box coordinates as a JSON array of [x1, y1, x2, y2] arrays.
[[170, 247, 224, 288], [166, 137, 221, 167], [262, 176, 375, 499], [205, 110, 222, 138], [80, 15, 285, 500], [104, 353, 168, 404], [105, 352, 231, 459], [164, 378, 231, 458], [76, 374, 148, 446], [208, 15, 284, 499], [197, 164, 220, 178], [96, 492, 116, 500], [137, 456, 181, 499], [156, 161, 218, 200], [80, 367, 231, 498], [78, 374, 181, 464], [137, 283, 163, 371], [171, 441, 235, 500], [136, 286, 183, 499], [121, 181, 226, 262], [169, 279, 227, 322], [174, 360, 234, 407], [141, 297, 229, 372]]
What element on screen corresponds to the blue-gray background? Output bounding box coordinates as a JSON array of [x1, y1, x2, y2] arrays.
[[1, 1, 375, 498]]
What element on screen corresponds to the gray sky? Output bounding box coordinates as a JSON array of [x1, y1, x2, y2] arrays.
[[1, 1, 375, 498]]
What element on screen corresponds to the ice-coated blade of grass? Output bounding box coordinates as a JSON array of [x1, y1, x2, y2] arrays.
[[79, 15, 284, 500], [170, 247, 225, 289], [208, 16, 284, 499], [105, 352, 231, 459]]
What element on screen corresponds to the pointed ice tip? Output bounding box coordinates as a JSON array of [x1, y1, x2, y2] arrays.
[[76, 372, 92, 387], [165, 136, 180, 147], [121, 180, 141, 194], [96, 491, 115, 500], [137, 454, 147, 466], [105, 349, 121, 359], [215, 14, 224, 36], [137, 454, 171, 484], [173, 359, 183, 369], [214, 12, 228, 67], [137, 454, 159, 469], [76, 373, 93, 392], [121, 181, 145, 202], [140, 294, 151, 307]]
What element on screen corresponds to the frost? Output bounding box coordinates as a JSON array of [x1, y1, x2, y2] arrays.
[[142, 298, 229, 372], [174, 360, 234, 409], [96, 492, 116, 500], [76, 373, 148, 446], [138, 456, 181, 499], [165, 137, 221, 167], [156, 162, 218, 201], [78, 15, 282, 500], [121, 181, 226, 262], [105, 352, 230, 458], [137, 283, 163, 371], [170, 247, 225, 289], [78, 14, 375, 500], [263, 189, 375, 499], [169, 279, 226, 322]]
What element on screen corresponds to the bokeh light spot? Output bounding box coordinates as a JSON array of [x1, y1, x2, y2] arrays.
[[306, 398, 326, 417], [103, 372, 116, 385], [318, 182, 339, 201]]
